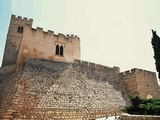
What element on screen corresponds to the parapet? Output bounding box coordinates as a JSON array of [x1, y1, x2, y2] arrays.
[[120, 68, 156, 77], [30, 27, 80, 40], [11, 14, 80, 41], [74, 59, 120, 72], [11, 14, 33, 24]]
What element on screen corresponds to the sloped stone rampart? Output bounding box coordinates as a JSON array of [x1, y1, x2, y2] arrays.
[[0, 58, 128, 119]]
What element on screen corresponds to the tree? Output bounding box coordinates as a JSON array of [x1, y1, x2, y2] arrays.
[[121, 96, 160, 115], [151, 30, 160, 79]]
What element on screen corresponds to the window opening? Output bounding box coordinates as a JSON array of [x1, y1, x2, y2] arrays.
[[60, 46, 63, 55], [18, 26, 23, 33], [56, 45, 59, 55]]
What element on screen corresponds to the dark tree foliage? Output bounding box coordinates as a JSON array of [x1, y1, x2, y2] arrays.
[[121, 96, 160, 115], [151, 30, 160, 79]]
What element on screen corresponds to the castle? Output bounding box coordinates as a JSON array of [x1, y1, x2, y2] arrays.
[[0, 15, 160, 120]]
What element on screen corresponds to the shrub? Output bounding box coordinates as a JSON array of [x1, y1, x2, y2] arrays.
[[121, 96, 160, 115]]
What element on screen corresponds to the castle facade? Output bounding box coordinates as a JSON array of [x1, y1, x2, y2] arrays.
[[0, 15, 160, 120], [2, 15, 80, 67]]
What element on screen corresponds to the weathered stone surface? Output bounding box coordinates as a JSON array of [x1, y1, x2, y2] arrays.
[[121, 69, 160, 99], [0, 58, 127, 119], [2, 15, 80, 67]]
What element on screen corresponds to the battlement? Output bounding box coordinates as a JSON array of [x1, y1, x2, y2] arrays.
[[11, 14, 80, 40], [74, 59, 120, 73], [29, 27, 80, 40], [11, 14, 33, 23], [120, 68, 156, 77]]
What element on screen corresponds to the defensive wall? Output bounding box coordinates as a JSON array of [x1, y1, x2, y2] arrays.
[[0, 58, 128, 120], [74, 59, 120, 73]]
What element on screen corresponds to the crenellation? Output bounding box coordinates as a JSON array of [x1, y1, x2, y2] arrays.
[[74, 59, 81, 64], [58, 33, 65, 38], [138, 69, 143, 73], [18, 16, 22, 19], [131, 68, 139, 73], [43, 31, 48, 37], [82, 61, 89, 66], [37, 27, 43, 31], [27, 27, 80, 41], [125, 70, 131, 74], [122, 68, 156, 77], [31, 28, 37, 31], [47, 30, 54, 35], [96, 64, 103, 69], [113, 66, 120, 73], [24, 17, 28, 20], [54, 34, 58, 38], [11, 14, 16, 18], [11, 15, 33, 24], [29, 18, 33, 22], [66, 34, 69, 37], [74, 59, 117, 71], [89, 62, 96, 67]]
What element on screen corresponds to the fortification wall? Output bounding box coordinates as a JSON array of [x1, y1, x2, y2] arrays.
[[74, 59, 120, 73], [121, 68, 160, 99], [0, 58, 128, 120]]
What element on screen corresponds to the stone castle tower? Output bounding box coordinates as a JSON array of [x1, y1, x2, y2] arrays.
[[2, 15, 80, 67]]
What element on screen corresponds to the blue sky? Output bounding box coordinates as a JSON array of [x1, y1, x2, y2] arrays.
[[0, 0, 160, 75]]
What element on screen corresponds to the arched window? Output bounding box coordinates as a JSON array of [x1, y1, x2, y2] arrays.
[[17, 26, 23, 33], [60, 46, 63, 56], [56, 45, 59, 55], [18, 27, 21, 33], [21, 27, 23, 33]]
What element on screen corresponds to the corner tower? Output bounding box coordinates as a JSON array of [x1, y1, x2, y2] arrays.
[[121, 68, 160, 99], [2, 15, 33, 66]]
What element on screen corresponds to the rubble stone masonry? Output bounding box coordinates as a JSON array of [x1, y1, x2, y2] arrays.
[[121, 69, 160, 99], [0, 58, 127, 120]]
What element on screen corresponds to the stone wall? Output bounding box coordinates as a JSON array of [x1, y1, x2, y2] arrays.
[[17, 26, 80, 67], [121, 69, 160, 99], [121, 114, 160, 120], [2, 15, 33, 66], [0, 58, 128, 120], [0, 64, 16, 76]]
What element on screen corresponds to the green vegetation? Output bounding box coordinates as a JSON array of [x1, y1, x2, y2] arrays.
[[151, 30, 160, 79], [121, 96, 160, 115]]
